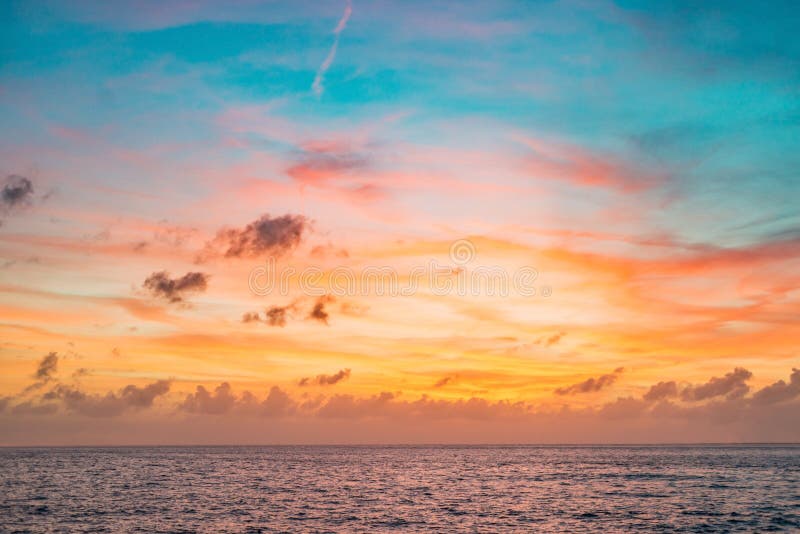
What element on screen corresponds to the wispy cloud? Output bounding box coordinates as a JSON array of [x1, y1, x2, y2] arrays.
[[311, 0, 352, 97]]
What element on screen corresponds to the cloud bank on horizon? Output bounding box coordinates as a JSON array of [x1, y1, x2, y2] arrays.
[[0, 0, 798, 444]]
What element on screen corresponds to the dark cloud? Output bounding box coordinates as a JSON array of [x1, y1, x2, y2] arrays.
[[643, 380, 678, 402], [299, 368, 351, 387], [308, 295, 334, 324], [1, 174, 34, 210], [751, 368, 800, 406], [681, 367, 751, 402], [143, 271, 209, 303], [45, 380, 171, 417], [555, 367, 624, 395], [21, 352, 59, 394], [241, 304, 293, 326], [266, 305, 290, 327], [205, 214, 309, 259], [34, 352, 58, 381]]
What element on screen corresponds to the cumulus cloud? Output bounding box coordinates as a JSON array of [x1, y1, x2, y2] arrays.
[[260, 386, 296, 417], [204, 214, 309, 259], [316, 392, 530, 420], [1, 174, 34, 211], [180, 383, 238, 415], [44, 380, 171, 417], [751, 368, 800, 405], [143, 271, 209, 303], [681, 367, 752, 402], [299, 368, 351, 387], [643, 380, 678, 402], [179, 383, 296, 417], [555, 367, 624, 395]]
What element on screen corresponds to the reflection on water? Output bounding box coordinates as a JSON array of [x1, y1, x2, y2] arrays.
[[1, 445, 799, 532]]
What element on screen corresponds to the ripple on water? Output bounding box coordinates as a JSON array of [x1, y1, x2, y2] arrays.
[[0, 445, 798, 532]]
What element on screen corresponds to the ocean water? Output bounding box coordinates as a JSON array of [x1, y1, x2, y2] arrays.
[[1, 445, 798, 533]]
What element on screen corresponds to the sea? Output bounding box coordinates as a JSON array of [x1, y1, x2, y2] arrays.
[[1, 445, 798, 532]]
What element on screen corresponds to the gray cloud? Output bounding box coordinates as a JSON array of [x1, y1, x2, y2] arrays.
[[555, 367, 624, 395], [206, 214, 309, 259], [751, 368, 800, 406], [35, 352, 59, 381], [299, 368, 351, 387], [179, 383, 296, 417], [643, 380, 678, 402], [143, 271, 209, 303], [681, 367, 751, 402], [44, 380, 171, 417], [2, 174, 34, 210], [180, 383, 238, 415], [21, 352, 59, 394]]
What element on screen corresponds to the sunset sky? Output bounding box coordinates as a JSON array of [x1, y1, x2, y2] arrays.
[[1, 0, 799, 444]]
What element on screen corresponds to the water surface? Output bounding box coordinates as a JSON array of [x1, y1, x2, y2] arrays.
[[1, 445, 798, 532]]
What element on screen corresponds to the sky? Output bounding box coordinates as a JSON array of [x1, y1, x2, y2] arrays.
[[0, 0, 799, 445]]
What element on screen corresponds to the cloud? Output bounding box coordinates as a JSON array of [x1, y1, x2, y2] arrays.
[[751, 368, 800, 406], [143, 271, 209, 303], [555, 367, 624, 395], [1, 174, 34, 210], [433, 376, 454, 388], [180, 383, 238, 415], [287, 150, 367, 186], [241, 303, 295, 326], [681, 367, 752, 402], [266, 305, 290, 327], [260, 386, 296, 417], [21, 352, 59, 394], [11, 400, 59, 416], [44, 380, 171, 417], [242, 311, 261, 323], [643, 380, 678, 402], [299, 368, 351, 387], [204, 214, 309, 259], [308, 295, 334, 324], [178, 383, 297, 417], [315, 392, 530, 420], [311, 0, 352, 97], [34, 352, 58, 382]]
